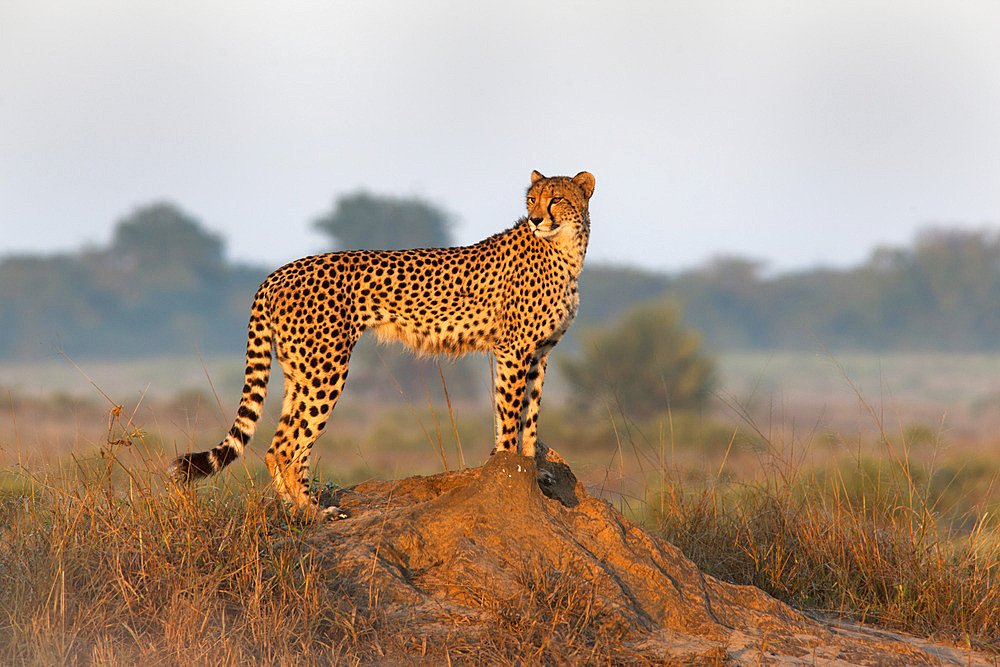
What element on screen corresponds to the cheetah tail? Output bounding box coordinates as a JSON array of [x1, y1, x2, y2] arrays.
[[170, 303, 273, 484]]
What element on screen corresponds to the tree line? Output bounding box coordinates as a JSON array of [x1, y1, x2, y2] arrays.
[[2, 195, 999, 365], [0, 194, 451, 360], [665, 227, 1000, 352]]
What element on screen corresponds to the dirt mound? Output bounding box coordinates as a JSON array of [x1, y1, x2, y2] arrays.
[[309, 451, 989, 665]]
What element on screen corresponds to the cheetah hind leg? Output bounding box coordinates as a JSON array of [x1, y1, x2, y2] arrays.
[[265, 369, 350, 521]]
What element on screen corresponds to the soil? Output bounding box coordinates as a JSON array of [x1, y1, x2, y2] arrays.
[[308, 449, 995, 665]]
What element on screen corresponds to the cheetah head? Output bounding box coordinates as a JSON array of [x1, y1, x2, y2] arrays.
[[526, 171, 595, 241]]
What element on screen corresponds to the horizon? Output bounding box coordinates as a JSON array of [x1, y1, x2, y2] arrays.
[[2, 196, 994, 280]]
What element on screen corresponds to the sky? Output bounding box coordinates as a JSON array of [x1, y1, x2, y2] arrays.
[[2, 0, 999, 274]]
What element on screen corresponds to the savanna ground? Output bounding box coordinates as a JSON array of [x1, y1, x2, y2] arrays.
[[1, 350, 999, 664]]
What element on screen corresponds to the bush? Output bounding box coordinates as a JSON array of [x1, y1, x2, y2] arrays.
[[559, 301, 716, 418]]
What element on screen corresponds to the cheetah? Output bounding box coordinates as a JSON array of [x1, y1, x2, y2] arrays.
[[171, 170, 595, 519]]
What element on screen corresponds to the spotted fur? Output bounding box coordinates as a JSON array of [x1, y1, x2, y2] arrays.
[[171, 170, 595, 519]]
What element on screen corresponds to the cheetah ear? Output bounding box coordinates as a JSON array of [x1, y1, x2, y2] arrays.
[[530, 170, 546, 185], [573, 171, 595, 199]]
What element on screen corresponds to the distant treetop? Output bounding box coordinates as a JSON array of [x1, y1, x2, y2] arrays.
[[111, 202, 224, 275], [313, 192, 454, 251]]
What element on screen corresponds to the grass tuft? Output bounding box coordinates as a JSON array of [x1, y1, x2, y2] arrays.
[[0, 443, 385, 665], [646, 451, 1000, 652], [449, 559, 644, 665]]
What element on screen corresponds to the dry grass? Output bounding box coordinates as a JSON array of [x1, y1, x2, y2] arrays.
[[0, 453, 385, 664], [1, 375, 999, 662], [648, 463, 1000, 651], [637, 399, 1000, 654], [0, 407, 653, 665], [446, 559, 648, 665]]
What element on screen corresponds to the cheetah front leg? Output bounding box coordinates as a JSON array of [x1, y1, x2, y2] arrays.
[[492, 347, 531, 455], [518, 347, 551, 459]]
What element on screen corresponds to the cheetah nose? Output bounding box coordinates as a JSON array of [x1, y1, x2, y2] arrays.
[[529, 217, 543, 225]]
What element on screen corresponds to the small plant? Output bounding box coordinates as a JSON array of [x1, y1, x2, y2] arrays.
[[560, 300, 716, 418]]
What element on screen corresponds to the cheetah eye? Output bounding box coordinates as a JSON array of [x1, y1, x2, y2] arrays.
[[550, 197, 563, 204], [527, 197, 535, 204]]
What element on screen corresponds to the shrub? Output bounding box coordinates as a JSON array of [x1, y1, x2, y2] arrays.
[[559, 300, 716, 418]]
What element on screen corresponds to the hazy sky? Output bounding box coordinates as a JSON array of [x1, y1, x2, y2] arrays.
[[2, 1, 999, 273]]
